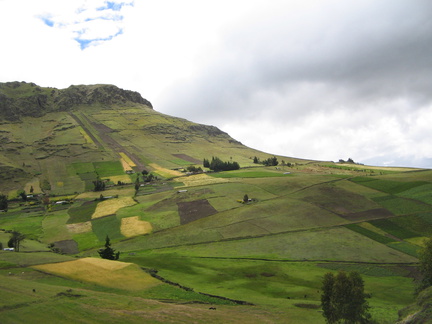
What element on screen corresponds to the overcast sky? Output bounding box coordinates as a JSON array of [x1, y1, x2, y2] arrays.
[[1, 1, 431, 168]]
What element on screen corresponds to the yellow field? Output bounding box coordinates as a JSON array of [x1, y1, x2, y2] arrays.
[[24, 177, 42, 195], [92, 197, 137, 219], [149, 163, 183, 177], [67, 221, 92, 234], [32, 257, 161, 291], [406, 236, 429, 246], [105, 174, 132, 184], [78, 126, 94, 144], [120, 158, 133, 172], [119, 152, 136, 167], [121, 216, 152, 237], [76, 187, 136, 199], [358, 222, 389, 236], [175, 173, 229, 187]]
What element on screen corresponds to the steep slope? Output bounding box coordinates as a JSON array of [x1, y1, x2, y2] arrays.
[[0, 82, 301, 194]]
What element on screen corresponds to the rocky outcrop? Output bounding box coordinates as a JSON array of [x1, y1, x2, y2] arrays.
[[0, 82, 152, 121]]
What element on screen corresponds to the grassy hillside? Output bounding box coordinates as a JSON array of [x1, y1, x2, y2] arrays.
[[0, 82, 431, 323]]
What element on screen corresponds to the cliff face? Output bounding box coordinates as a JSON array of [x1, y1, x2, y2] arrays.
[[0, 82, 152, 121]]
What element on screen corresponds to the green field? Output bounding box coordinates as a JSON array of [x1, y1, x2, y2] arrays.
[[0, 85, 431, 323]]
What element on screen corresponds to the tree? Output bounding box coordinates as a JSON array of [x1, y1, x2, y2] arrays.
[[263, 156, 278, 166], [418, 237, 432, 292], [321, 271, 370, 323], [243, 194, 249, 203], [321, 273, 338, 324], [98, 235, 120, 260], [93, 178, 105, 191], [135, 176, 140, 191], [19, 190, 27, 201], [8, 231, 25, 252], [0, 194, 8, 211]]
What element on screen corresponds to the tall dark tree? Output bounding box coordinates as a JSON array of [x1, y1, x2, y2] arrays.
[[8, 231, 25, 252], [321, 271, 370, 323], [19, 190, 27, 201], [93, 178, 105, 191], [135, 175, 140, 191], [418, 237, 432, 293], [321, 272, 337, 324], [98, 235, 120, 260], [0, 194, 8, 211], [243, 194, 249, 203]]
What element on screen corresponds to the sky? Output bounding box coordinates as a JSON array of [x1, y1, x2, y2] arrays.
[[1, 0, 431, 168]]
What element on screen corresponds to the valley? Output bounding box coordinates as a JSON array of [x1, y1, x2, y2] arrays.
[[0, 82, 431, 323]]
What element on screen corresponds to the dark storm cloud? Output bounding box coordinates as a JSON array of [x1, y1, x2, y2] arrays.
[[160, 0, 432, 125]]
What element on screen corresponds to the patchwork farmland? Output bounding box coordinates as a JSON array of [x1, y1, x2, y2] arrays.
[[0, 83, 431, 323]]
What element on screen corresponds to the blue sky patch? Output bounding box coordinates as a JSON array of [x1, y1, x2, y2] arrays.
[[39, 15, 54, 27], [38, 1, 133, 50]]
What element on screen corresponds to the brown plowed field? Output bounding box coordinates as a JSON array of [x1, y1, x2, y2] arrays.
[[177, 199, 218, 225]]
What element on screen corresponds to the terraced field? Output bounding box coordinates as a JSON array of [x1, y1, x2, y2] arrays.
[[0, 86, 430, 323]]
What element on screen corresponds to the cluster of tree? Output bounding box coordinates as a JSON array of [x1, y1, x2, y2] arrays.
[[186, 165, 203, 173], [141, 170, 157, 182], [7, 231, 25, 252], [203, 157, 240, 172], [339, 158, 355, 163], [93, 178, 106, 191], [418, 237, 432, 293], [321, 271, 371, 323], [98, 235, 120, 260], [0, 194, 8, 211], [253, 156, 280, 167]]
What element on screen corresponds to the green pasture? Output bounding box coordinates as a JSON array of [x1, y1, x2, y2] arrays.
[[390, 214, 432, 237], [169, 158, 194, 166], [118, 226, 416, 264], [92, 215, 123, 242], [41, 211, 71, 243], [71, 162, 95, 174], [93, 161, 124, 177], [124, 253, 414, 323], [351, 177, 430, 195], [372, 195, 431, 215], [397, 183, 432, 204], [209, 168, 293, 178], [371, 218, 424, 239], [345, 224, 396, 244], [0, 211, 44, 240], [293, 182, 382, 214], [67, 201, 97, 224], [73, 232, 100, 251]]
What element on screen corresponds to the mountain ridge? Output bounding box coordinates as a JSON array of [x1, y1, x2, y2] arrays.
[[0, 81, 152, 121]]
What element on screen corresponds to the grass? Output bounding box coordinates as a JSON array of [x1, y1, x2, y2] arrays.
[[209, 168, 293, 178], [93, 161, 125, 178], [372, 195, 431, 215], [370, 219, 419, 239], [345, 224, 396, 244], [91, 215, 123, 241], [1, 92, 432, 322], [91, 197, 136, 219], [67, 201, 97, 224]]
